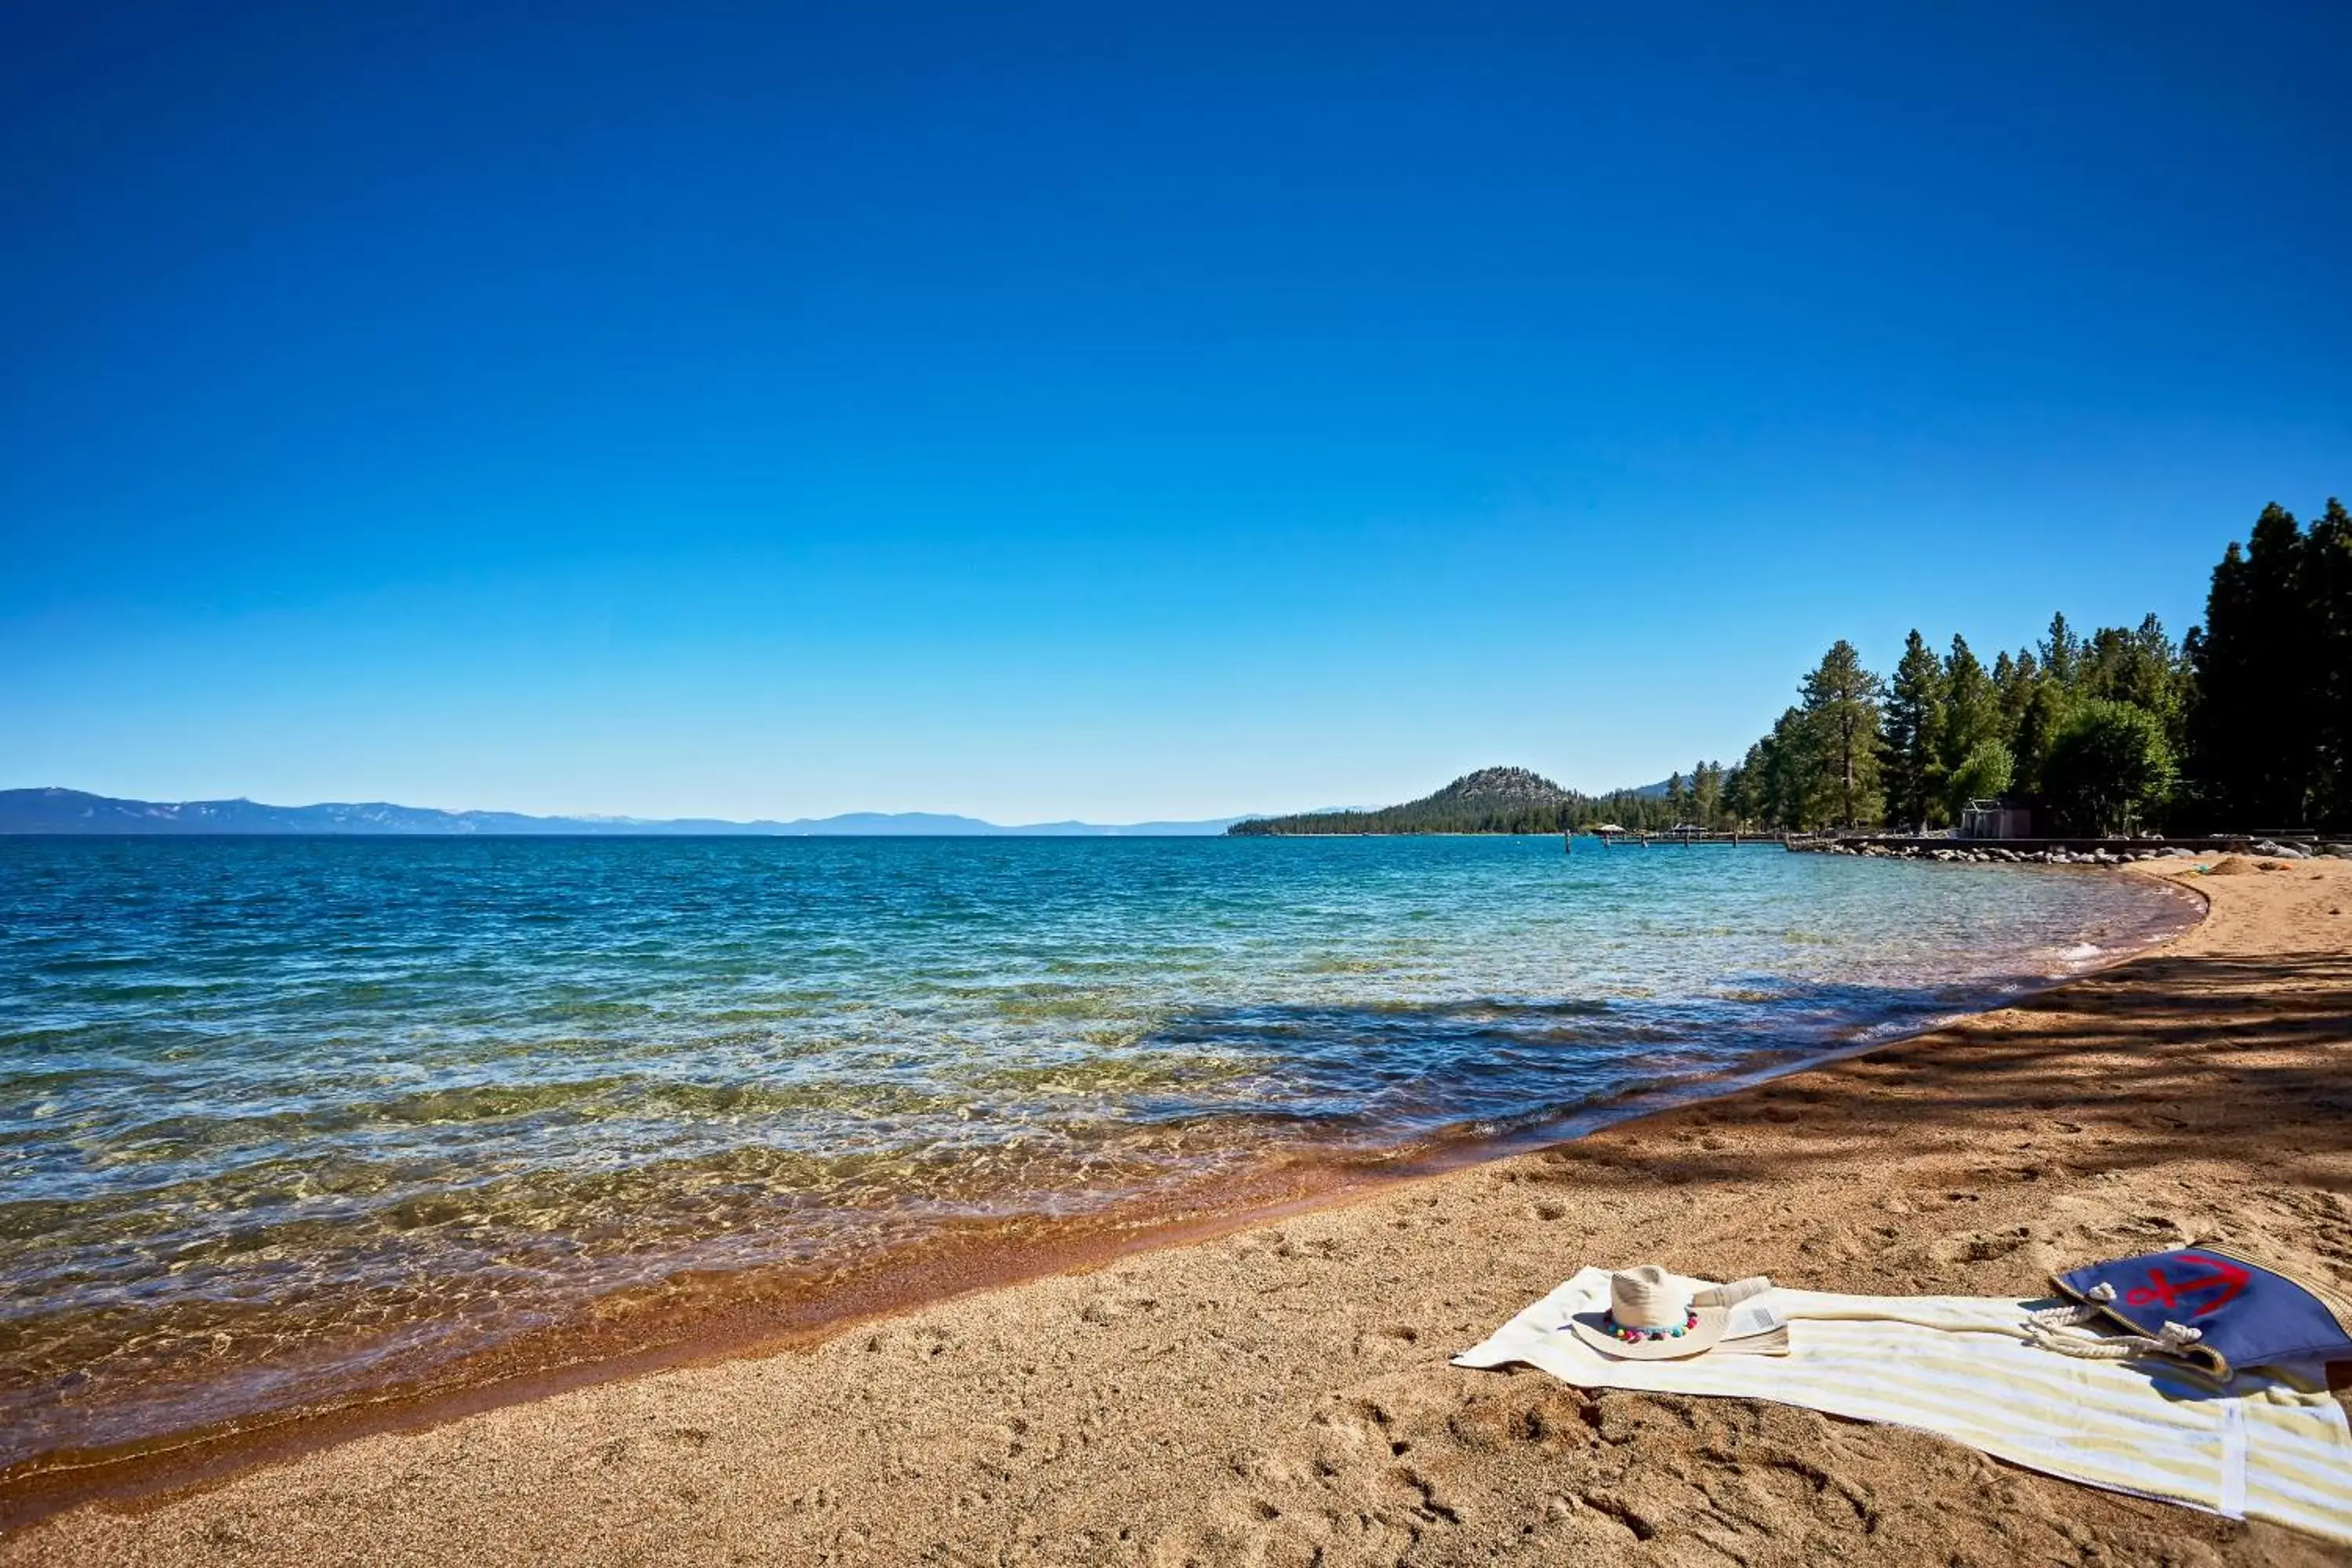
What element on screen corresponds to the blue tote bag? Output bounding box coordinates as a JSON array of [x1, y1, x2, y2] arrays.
[[2052, 1243, 2352, 1380]]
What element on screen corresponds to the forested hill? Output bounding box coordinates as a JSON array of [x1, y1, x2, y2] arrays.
[[1230, 767, 1589, 835]]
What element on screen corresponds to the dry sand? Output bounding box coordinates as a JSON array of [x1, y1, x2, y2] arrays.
[[10, 855, 2352, 1567]]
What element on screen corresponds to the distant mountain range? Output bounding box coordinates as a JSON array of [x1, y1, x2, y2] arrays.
[[0, 788, 1243, 837]]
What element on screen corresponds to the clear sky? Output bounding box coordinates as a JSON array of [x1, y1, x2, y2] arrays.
[[4, 3, 2347, 822]]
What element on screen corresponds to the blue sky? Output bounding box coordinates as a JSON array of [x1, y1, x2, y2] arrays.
[[4, 2, 2347, 822]]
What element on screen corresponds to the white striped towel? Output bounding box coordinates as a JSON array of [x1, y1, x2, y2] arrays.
[[1454, 1266, 2352, 1544]]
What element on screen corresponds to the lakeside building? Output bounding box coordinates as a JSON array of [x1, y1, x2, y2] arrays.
[[1959, 799, 2034, 839]]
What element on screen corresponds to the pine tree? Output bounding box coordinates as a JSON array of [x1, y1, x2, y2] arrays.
[[1799, 641, 1886, 827], [2136, 615, 2190, 756], [2013, 673, 2072, 797], [1939, 634, 2000, 817], [1882, 630, 1947, 829], [1692, 760, 1722, 829], [2189, 505, 2319, 825], [2308, 499, 2352, 824], [2040, 612, 2083, 692], [1993, 649, 2038, 752], [1720, 761, 1750, 828], [1759, 708, 1815, 829], [2078, 616, 2187, 744]]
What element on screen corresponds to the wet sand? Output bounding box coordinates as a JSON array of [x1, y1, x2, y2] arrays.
[[10, 856, 2352, 1566]]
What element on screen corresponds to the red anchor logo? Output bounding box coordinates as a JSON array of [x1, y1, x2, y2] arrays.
[[2125, 1254, 2251, 1318]]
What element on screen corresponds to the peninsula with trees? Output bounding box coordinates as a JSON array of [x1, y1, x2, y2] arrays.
[[1232, 499, 2352, 839]]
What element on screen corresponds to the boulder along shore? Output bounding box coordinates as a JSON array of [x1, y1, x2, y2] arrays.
[[1801, 836, 2347, 866], [9, 858, 2352, 1567]]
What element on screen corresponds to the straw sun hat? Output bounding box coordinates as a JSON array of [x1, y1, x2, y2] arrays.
[[1570, 1265, 1733, 1359]]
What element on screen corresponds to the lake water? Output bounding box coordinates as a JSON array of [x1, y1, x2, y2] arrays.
[[0, 835, 2196, 1468]]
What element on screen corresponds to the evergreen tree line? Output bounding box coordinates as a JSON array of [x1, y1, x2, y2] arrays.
[[1715, 500, 2352, 835], [1228, 783, 1748, 837], [1231, 802, 1584, 835], [1231, 502, 2347, 838], [1229, 767, 1723, 836]]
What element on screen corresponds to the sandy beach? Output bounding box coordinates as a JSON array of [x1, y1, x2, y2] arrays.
[[9, 855, 2352, 1566]]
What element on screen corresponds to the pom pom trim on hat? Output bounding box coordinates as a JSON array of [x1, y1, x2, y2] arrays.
[[1605, 1307, 1700, 1344]]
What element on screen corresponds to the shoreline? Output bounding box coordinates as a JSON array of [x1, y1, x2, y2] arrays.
[[16, 861, 2352, 1560], [0, 869, 2202, 1535], [0, 1152, 1412, 1530]]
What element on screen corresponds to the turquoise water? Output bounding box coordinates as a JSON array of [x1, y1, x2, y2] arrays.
[[0, 836, 2194, 1467]]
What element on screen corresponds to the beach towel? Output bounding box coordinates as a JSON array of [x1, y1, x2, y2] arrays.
[[1456, 1266, 2352, 1544]]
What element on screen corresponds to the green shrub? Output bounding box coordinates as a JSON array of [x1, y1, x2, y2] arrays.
[[1942, 739, 2016, 822], [2042, 699, 2175, 835]]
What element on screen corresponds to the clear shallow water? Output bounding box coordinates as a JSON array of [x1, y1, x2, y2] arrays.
[[0, 836, 2194, 1466]]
